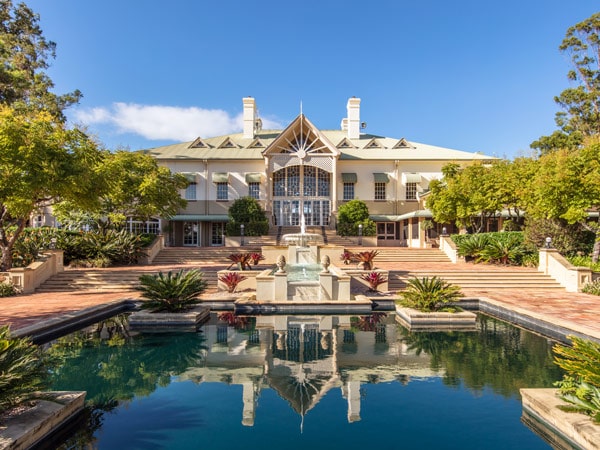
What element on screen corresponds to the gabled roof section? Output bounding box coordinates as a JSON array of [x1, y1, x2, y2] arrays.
[[218, 137, 239, 149], [189, 137, 209, 148], [248, 138, 266, 148], [263, 114, 339, 157], [364, 138, 383, 149], [392, 138, 414, 149], [336, 137, 356, 149]]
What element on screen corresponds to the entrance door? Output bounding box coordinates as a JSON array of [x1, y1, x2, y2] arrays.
[[211, 222, 225, 246], [183, 221, 199, 246]]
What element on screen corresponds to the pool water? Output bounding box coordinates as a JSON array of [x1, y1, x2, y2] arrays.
[[42, 313, 563, 449]]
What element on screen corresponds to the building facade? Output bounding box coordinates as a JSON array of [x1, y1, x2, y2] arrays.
[[145, 97, 493, 247]]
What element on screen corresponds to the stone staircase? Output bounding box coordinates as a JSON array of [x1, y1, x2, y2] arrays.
[[387, 269, 564, 291], [36, 245, 565, 296]]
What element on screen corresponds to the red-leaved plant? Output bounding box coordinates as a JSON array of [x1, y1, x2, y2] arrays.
[[219, 272, 248, 293], [248, 252, 265, 265], [360, 271, 388, 292]]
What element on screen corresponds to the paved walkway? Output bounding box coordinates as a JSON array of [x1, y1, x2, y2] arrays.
[[1, 258, 599, 341]]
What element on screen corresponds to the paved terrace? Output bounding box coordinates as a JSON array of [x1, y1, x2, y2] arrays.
[[1, 250, 599, 342]]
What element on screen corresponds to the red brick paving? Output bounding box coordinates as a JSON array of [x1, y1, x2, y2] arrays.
[[1, 258, 599, 341]]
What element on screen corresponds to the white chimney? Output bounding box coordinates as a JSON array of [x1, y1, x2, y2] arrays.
[[346, 97, 361, 139], [243, 97, 256, 138]]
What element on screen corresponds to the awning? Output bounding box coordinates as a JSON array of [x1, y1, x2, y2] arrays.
[[404, 173, 422, 183], [370, 215, 402, 222], [373, 173, 389, 183], [212, 172, 229, 183], [245, 173, 262, 183], [369, 210, 433, 222], [170, 215, 229, 222], [341, 173, 357, 183], [180, 172, 196, 182]]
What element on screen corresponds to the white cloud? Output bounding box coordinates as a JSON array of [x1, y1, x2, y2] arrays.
[[73, 102, 282, 141]]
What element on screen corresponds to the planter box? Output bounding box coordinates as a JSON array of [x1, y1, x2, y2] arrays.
[[0, 391, 86, 450], [128, 305, 210, 329], [395, 306, 477, 330], [521, 388, 600, 450]]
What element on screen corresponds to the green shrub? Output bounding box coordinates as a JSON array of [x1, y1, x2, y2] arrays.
[[453, 232, 535, 266], [567, 256, 600, 272], [454, 233, 490, 260], [136, 269, 207, 312], [582, 280, 600, 296], [524, 218, 595, 256], [478, 233, 526, 265], [337, 200, 376, 236], [553, 336, 600, 423], [226, 197, 269, 236], [0, 326, 51, 411], [398, 276, 463, 312], [0, 282, 17, 297]]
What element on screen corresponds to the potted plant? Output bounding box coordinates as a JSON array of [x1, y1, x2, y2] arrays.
[[354, 250, 379, 270]]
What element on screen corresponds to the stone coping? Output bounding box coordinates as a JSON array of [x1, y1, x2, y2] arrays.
[[521, 388, 600, 450], [395, 306, 477, 331], [0, 391, 86, 450], [11, 300, 136, 344], [128, 305, 210, 327]]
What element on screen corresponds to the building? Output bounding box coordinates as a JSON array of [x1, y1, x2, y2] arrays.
[[144, 97, 493, 247]]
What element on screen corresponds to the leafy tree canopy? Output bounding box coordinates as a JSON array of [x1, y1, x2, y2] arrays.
[[54, 150, 188, 231], [226, 197, 269, 236], [0, 106, 103, 270], [531, 13, 600, 154], [337, 199, 375, 236], [0, 0, 81, 119]]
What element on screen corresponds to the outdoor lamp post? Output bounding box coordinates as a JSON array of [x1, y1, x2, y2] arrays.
[[240, 224, 245, 246], [545, 236, 552, 248], [442, 226, 447, 236], [358, 223, 363, 246], [49, 238, 57, 250]]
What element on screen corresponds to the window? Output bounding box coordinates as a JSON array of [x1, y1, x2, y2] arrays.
[[343, 182, 354, 201], [248, 182, 260, 200], [216, 182, 228, 201], [406, 182, 417, 200], [374, 182, 386, 201], [185, 182, 197, 201], [127, 218, 160, 235]]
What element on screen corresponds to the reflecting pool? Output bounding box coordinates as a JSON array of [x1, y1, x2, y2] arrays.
[[41, 313, 563, 449]]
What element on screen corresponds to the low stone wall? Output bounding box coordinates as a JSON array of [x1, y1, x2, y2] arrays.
[[138, 234, 164, 265], [439, 235, 459, 263], [538, 248, 592, 292], [5, 250, 64, 294], [0, 391, 86, 449], [521, 388, 600, 450]]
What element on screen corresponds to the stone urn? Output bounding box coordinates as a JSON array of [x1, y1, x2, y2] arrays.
[[321, 255, 330, 273], [276, 255, 286, 273]]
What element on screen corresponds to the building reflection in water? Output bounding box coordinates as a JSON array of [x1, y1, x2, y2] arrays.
[[180, 313, 439, 427]]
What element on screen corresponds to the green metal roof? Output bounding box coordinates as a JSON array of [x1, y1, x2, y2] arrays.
[[180, 172, 196, 182]]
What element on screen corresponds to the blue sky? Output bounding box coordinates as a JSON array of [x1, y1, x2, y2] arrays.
[[26, 0, 599, 159]]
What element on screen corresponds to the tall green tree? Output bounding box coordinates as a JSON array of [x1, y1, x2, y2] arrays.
[[523, 141, 600, 261], [0, 107, 103, 270], [54, 150, 188, 232], [531, 13, 600, 154], [0, 0, 81, 119]]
